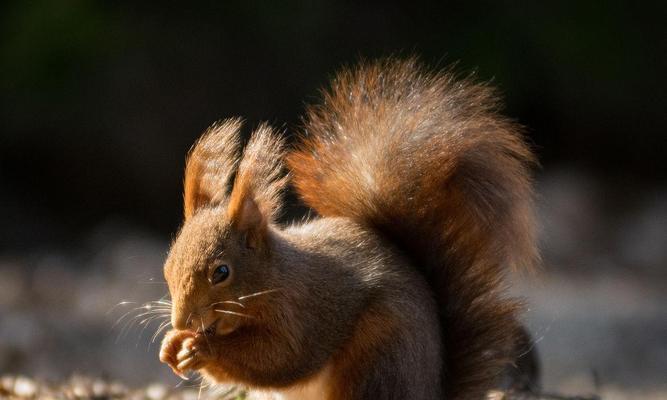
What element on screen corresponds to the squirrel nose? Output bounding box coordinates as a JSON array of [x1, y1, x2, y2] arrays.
[[173, 308, 218, 333], [172, 315, 189, 331], [172, 307, 195, 331]]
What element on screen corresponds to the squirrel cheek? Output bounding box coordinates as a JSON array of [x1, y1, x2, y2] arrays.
[[216, 316, 242, 335]]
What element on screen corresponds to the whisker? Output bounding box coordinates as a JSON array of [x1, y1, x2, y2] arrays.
[[185, 312, 194, 329], [114, 305, 169, 341], [137, 318, 158, 347], [111, 308, 140, 331], [117, 319, 135, 342], [200, 317, 213, 354], [138, 306, 172, 315], [143, 303, 172, 309], [137, 315, 169, 339], [112, 294, 173, 345], [208, 300, 246, 308], [131, 310, 170, 327], [119, 310, 154, 340], [107, 301, 136, 315], [139, 314, 168, 328], [151, 319, 172, 344], [237, 288, 281, 301], [136, 307, 171, 342], [112, 303, 158, 330], [175, 379, 199, 389], [214, 309, 256, 319], [134, 306, 170, 311], [132, 315, 168, 338]]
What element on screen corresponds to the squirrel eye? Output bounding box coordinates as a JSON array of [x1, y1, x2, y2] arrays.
[[210, 264, 230, 285]]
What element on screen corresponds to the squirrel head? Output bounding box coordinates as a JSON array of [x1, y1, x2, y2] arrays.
[[163, 119, 286, 337]]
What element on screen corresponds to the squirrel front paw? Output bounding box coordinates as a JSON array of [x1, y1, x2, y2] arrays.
[[159, 329, 217, 378]]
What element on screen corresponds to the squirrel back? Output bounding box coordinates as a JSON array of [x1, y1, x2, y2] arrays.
[[288, 58, 538, 398]]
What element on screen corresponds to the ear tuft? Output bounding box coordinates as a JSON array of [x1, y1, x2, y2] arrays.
[[226, 124, 287, 247], [183, 118, 242, 219]]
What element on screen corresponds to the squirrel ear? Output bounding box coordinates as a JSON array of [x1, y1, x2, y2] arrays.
[[225, 123, 287, 249], [183, 119, 242, 220], [228, 192, 266, 249]]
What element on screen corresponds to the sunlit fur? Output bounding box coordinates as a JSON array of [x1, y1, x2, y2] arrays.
[[183, 118, 242, 220], [289, 58, 538, 399], [160, 58, 537, 400]]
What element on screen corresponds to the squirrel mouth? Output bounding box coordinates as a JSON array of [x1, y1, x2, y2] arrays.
[[201, 319, 218, 337]]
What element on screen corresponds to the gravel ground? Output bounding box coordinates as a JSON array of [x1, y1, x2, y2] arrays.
[[0, 375, 603, 400], [2, 375, 664, 400], [0, 375, 244, 400]]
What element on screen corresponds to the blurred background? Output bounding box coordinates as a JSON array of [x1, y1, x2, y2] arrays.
[[1, 1, 665, 398]]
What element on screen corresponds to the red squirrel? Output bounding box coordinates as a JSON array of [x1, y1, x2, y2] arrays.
[[159, 58, 539, 399]]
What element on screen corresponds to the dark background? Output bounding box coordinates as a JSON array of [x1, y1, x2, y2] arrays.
[[1, 1, 666, 397], [2, 1, 665, 247]]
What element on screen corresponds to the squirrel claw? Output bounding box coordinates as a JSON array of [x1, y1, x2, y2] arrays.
[[171, 367, 190, 381]]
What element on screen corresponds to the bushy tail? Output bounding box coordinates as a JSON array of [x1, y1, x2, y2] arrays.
[[288, 59, 538, 399]]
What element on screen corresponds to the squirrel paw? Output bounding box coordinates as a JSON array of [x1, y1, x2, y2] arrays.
[[159, 329, 194, 379], [159, 329, 217, 379]]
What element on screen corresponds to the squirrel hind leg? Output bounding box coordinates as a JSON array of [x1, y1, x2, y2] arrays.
[[498, 324, 541, 393]]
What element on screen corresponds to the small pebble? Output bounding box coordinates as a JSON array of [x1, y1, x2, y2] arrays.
[[92, 379, 108, 397], [109, 381, 129, 396], [14, 376, 37, 397], [146, 383, 167, 400], [1, 376, 15, 392], [72, 382, 91, 398]]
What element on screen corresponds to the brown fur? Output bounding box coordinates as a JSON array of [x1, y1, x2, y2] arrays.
[[160, 58, 537, 400]]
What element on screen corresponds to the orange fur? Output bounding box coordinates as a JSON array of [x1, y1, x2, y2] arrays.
[[227, 123, 287, 227], [288, 58, 537, 398], [183, 118, 242, 219], [160, 58, 538, 400]]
